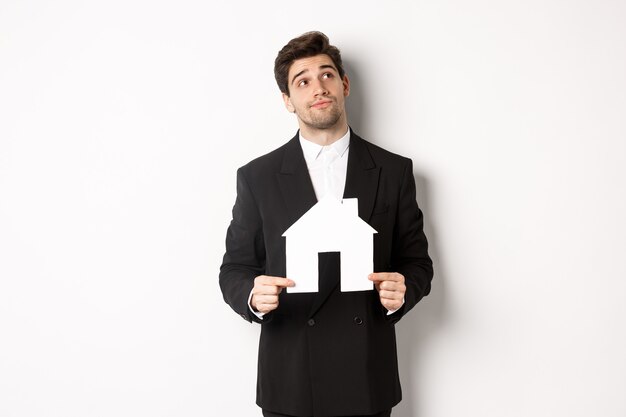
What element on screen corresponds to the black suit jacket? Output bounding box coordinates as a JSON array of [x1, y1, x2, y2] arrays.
[[220, 130, 433, 416]]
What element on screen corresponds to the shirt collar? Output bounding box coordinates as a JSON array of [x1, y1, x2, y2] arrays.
[[299, 129, 351, 166]]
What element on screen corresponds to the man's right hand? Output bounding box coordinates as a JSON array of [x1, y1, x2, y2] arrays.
[[251, 275, 294, 314]]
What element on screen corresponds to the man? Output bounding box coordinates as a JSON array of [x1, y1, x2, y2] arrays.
[[220, 31, 433, 417]]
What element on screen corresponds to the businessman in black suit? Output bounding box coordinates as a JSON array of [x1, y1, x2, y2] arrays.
[[220, 32, 433, 417]]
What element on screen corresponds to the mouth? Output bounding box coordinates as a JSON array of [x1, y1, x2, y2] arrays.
[[310, 100, 333, 109]]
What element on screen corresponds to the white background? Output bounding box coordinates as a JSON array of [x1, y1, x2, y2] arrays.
[[1, 1, 625, 416]]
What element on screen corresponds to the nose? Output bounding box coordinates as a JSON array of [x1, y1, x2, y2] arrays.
[[312, 79, 328, 96]]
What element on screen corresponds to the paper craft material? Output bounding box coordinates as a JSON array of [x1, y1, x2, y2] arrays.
[[282, 196, 378, 293]]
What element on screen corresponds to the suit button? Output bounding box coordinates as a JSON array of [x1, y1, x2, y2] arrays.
[[354, 316, 363, 325], [307, 319, 315, 327]]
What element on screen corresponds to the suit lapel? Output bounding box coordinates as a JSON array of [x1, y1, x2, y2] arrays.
[[343, 132, 380, 223], [308, 130, 381, 318], [277, 133, 318, 227]]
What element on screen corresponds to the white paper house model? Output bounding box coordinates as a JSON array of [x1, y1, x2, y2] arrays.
[[282, 196, 378, 293]]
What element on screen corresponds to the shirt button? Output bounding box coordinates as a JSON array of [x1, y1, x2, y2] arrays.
[[307, 318, 316, 327], [354, 316, 363, 325]]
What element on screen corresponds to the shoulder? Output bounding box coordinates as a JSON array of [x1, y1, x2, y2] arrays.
[[238, 133, 298, 176], [352, 132, 413, 173], [361, 138, 410, 162]]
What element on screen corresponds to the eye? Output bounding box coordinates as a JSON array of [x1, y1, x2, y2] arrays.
[[322, 72, 333, 79], [298, 79, 308, 87]]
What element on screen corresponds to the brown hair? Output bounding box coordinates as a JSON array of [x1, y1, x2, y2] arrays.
[[274, 31, 346, 96]]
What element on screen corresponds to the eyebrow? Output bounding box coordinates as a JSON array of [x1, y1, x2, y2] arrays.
[[291, 64, 338, 86]]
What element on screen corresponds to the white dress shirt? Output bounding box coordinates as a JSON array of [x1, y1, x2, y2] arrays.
[[299, 129, 351, 201]]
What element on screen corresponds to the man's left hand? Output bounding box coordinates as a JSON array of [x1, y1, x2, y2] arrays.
[[368, 272, 406, 311]]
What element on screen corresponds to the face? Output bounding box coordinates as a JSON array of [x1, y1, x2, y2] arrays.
[[282, 54, 350, 131]]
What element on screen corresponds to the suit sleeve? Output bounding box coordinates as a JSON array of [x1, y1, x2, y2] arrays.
[[387, 158, 433, 323], [219, 167, 267, 323]]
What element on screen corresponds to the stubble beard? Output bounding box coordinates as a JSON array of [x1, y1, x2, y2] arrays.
[[297, 102, 343, 130]]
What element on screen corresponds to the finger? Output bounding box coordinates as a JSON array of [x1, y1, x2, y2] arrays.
[[379, 281, 406, 292], [257, 302, 278, 314], [379, 281, 395, 291], [381, 299, 402, 311], [379, 290, 403, 301], [278, 278, 295, 288], [256, 275, 295, 288], [368, 272, 403, 282], [254, 284, 283, 296], [255, 294, 279, 306], [252, 295, 279, 312]]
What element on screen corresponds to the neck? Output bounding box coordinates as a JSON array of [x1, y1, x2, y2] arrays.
[[298, 118, 349, 146]]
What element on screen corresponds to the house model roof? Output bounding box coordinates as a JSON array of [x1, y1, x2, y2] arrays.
[[282, 196, 378, 238]]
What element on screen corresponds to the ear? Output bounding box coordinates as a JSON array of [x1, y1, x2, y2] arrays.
[[282, 93, 295, 113], [342, 74, 350, 97]]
